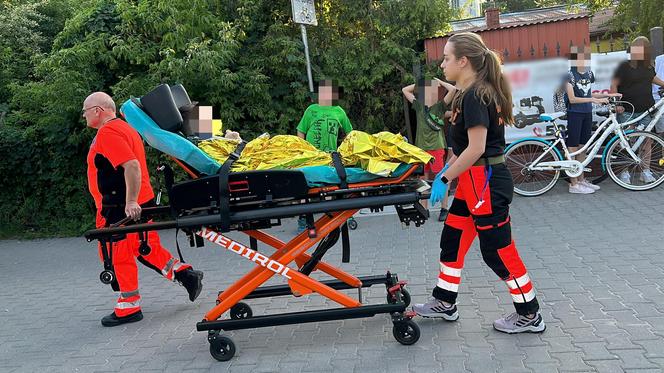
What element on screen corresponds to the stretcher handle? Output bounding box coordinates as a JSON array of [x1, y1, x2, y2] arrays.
[[85, 192, 426, 240], [108, 206, 172, 228]]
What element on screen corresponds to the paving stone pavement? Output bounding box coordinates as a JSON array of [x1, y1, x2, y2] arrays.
[[2, 181, 664, 372]]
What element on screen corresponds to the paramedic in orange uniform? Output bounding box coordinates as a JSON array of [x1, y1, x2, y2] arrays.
[[83, 92, 204, 327]]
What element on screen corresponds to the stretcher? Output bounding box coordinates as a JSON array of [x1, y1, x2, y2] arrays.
[[84, 86, 432, 361]]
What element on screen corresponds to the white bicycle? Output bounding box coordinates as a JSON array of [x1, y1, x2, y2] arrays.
[[505, 96, 664, 196]]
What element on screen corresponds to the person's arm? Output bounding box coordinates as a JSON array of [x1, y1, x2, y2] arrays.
[[296, 106, 311, 137], [434, 78, 457, 105], [402, 84, 415, 103], [121, 159, 142, 220], [566, 82, 608, 105], [441, 126, 486, 181], [591, 92, 621, 98], [653, 76, 664, 88]]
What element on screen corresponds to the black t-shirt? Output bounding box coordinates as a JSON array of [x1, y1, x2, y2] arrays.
[[614, 60, 656, 112], [450, 87, 505, 158]]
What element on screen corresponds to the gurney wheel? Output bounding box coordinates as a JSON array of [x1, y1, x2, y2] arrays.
[[99, 270, 115, 285], [386, 289, 411, 307], [392, 319, 420, 346], [348, 218, 358, 230], [230, 302, 253, 320], [209, 334, 236, 362]]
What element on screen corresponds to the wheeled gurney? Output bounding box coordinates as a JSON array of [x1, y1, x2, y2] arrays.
[[84, 85, 432, 361]]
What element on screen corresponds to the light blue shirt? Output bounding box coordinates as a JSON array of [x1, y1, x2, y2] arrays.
[[653, 54, 664, 101]]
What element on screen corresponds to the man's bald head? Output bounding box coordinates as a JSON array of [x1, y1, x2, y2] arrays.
[[82, 92, 117, 129], [84, 92, 116, 113]]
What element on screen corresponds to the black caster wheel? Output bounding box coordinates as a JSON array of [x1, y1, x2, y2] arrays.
[[230, 302, 253, 320], [209, 335, 236, 361], [348, 219, 358, 230], [386, 288, 411, 307], [392, 319, 420, 346], [99, 270, 115, 285]]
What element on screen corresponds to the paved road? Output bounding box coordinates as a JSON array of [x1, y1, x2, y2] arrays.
[[2, 181, 664, 372]]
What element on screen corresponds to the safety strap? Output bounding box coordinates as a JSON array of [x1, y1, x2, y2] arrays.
[[175, 228, 185, 263], [331, 152, 348, 189], [341, 222, 351, 263], [218, 141, 247, 232]]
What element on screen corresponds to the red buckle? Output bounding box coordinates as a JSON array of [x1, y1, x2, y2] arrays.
[[388, 280, 408, 295], [229, 180, 249, 192]]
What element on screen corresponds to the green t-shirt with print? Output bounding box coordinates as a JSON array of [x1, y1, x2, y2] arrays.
[[413, 99, 447, 150], [297, 104, 353, 152]]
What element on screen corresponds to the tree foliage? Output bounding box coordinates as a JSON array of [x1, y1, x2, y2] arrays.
[[611, 0, 664, 37], [0, 0, 452, 237]]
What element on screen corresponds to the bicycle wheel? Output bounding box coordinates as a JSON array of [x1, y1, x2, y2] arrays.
[[505, 140, 562, 196], [606, 130, 664, 191]]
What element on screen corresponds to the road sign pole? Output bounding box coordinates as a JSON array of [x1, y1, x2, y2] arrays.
[[301, 24, 314, 93]]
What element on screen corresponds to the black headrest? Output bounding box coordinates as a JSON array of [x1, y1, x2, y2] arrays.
[[170, 84, 192, 109], [140, 84, 183, 132]]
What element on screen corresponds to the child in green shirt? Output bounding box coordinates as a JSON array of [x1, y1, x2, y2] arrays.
[[297, 80, 353, 152], [296, 80, 354, 233], [402, 78, 456, 221]]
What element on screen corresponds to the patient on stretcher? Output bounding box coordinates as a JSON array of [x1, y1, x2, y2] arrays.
[[120, 84, 433, 185]]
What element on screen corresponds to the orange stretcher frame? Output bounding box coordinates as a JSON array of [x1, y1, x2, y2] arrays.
[[86, 158, 427, 361], [170, 157, 420, 320]]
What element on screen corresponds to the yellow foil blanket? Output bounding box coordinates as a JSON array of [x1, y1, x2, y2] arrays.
[[198, 131, 432, 176]]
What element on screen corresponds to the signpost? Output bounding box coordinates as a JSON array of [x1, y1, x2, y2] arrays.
[[291, 0, 317, 93]]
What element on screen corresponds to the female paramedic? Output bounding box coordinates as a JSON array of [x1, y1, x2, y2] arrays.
[[412, 32, 545, 334]]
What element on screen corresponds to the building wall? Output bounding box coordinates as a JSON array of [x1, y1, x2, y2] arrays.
[[425, 17, 590, 63]]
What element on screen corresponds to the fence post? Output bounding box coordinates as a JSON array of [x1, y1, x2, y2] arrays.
[[595, 36, 601, 53], [651, 27, 663, 57], [543, 43, 548, 57]]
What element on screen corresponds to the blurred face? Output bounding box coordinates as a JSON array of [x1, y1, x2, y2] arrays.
[[441, 42, 464, 82], [571, 50, 590, 69], [81, 105, 104, 129], [630, 45, 645, 61], [318, 83, 339, 105]]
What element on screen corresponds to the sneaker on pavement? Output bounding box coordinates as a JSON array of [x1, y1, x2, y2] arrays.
[[580, 180, 600, 191], [619, 170, 631, 184], [568, 183, 594, 194], [640, 169, 657, 183], [493, 312, 546, 334], [412, 298, 459, 321]]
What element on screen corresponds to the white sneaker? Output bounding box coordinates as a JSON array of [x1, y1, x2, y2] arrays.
[[640, 170, 657, 183], [580, 180, 600, 191], [619, 170, 631, 184], [569, 183, 594, 194]]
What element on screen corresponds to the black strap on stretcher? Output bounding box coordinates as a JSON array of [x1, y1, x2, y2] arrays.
[[331, 152, 348, 189], [218, 141, 247, 232], [331, 152, 351, 263]]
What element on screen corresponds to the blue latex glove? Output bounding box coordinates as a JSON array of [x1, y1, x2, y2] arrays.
[[429, 165, 450, 206]]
